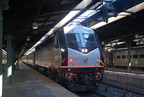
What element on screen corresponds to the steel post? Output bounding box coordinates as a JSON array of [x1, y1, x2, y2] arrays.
[[0, 6, 3, 97], [127, 46, 131, 72], [12, 46, 15, 74], [6, 35, 13, 84]]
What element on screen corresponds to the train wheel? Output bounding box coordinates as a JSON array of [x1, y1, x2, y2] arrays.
[[35, 65, 39, 70], [68, 83, 73, 89], [43, 68, 48, 76], [95, 82, 100, 87], [47, 69, 53, 79], [54, 72, 59, 82], [54, 72, 62, 84], [58, 73, 65, 85]]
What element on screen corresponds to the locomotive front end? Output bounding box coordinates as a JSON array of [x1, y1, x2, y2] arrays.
[[63, 25, 104, 91]]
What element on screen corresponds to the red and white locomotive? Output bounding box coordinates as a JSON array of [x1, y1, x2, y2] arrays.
[[23, 25, 104, 91]]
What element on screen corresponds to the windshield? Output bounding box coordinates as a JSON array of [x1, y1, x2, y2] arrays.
[[66, 33, 98, 52], [83, 33, 97, 48], [66, 33, 82, 48]]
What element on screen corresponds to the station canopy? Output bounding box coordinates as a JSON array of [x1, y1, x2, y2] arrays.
[[2, 0, 144, 57]]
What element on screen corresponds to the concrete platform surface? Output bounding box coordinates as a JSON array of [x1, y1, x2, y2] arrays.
[[2, 63, 79, 97], [104, 70, 144, 87]]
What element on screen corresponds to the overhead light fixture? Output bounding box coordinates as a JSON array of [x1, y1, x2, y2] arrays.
[[107, 12, 116, 16], [66, 10, 98, 26], [135, 34, 139, 39], [90, 2, 144, 29], [27, 36, 30, 41], [32, 22, 38, 29], [142, 38, 144, 44], [97, 17, 104, 21], [24, 43, 27, 45], [102, 41, 105, 45], [116, 41, 126, 45], [2, 49, 7, 55]]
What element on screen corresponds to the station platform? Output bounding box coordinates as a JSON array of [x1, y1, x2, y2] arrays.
[[2, 63, 78, 97], [104, 70, 144, 87]]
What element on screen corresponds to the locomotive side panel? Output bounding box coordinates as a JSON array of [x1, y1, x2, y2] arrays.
[[27, 53, 34, 66], [35, 43, 61, 67], [57, 29, 68, 66], [35, 30, 65, 68]]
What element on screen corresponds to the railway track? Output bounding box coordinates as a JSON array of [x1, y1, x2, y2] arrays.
[[74, 79, 144, 97], [92, 90, 109, 97], [105, 67, 144, 73], [74, 91, 108, 97], [99, 79, 144, 97]]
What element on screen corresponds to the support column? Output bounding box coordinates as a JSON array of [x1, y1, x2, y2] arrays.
[[16, 60, 19, 70], [0, 6, 3, 97], [127, 46, 131, 72], [125, 36, 134, 72], [11, 46, 15, 74], [6, 35, 13, 84]]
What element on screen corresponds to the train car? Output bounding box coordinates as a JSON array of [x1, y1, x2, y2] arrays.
[[26, 52, 35, 67], [104, 51, 113, 67], [105, 46, 144, 70], [26, 25, 104, 91], [22, 52, 35, 68]]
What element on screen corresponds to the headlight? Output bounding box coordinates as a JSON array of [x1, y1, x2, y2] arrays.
[[81, 49, 88, 53], [84, 49, 88, 52], [81, 49, 85, 52]]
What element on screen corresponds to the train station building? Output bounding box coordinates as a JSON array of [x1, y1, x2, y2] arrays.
[[0, 0, 144, 97]]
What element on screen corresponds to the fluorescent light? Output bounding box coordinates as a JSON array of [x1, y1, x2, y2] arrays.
[[46, 28, 56, 35], [24, 48, 35, 55], [70, 10, 98, 25], [40, 36, 47, 41], [27, 36, 30, 41], [75, 0, 93, 9], [32, 22, 38, 29], [55, 11, 80, 28], [116, 41, 125, 45], [2, 49, 7, 55], [90, 2, 144, 29], [64, 25, 76, 34], [90, 12, 131, 29]]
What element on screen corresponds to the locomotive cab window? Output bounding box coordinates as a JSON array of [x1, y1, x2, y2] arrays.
[[83, 33, 97, 48], [66, 33, 82, 48]]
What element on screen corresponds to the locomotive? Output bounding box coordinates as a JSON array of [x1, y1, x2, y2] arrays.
[[23, 25, 104, 91], [104, 46, 144, 71]]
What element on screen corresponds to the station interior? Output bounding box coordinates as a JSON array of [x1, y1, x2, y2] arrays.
[[0, 0, 144, 97]]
